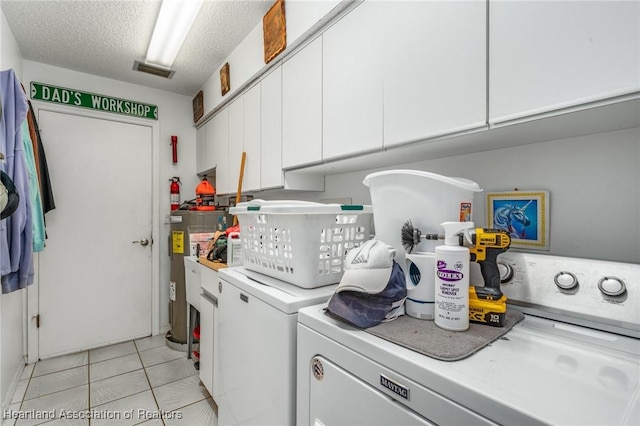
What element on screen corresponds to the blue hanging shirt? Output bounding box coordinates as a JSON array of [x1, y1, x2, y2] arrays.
[[1, 69, 34, 293]]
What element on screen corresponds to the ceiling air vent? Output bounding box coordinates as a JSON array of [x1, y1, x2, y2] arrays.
[[133, 60, 175, 79]]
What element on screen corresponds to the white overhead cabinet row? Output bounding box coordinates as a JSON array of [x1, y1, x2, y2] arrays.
[[490, 1, 640, 124], [320, 0, 487, 162], [198, 0, 639, 184], [197, 66, 324, 194]]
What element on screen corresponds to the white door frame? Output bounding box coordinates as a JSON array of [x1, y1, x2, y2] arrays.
[[26, 102, 161, 364]]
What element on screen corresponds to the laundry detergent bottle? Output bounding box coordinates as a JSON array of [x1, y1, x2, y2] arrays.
[[434, 222, 473, 331]]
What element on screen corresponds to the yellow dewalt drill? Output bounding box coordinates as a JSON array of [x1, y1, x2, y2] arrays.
[[400, 221, 511, 326], [468, 228, 511, 327]]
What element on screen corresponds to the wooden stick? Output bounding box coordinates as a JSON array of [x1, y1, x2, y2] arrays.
[[233, 151, 247, 226]]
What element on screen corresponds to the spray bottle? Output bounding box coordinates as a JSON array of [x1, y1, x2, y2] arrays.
[[434, 221, 474, 331]]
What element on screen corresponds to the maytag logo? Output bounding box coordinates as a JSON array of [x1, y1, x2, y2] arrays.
[[380, 374, 409, 400]]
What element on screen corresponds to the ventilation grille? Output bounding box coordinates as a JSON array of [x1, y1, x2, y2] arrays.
[[133, 60, 175, 79]]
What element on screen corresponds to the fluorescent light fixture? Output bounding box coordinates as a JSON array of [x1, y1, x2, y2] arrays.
[[146, 0, 204, 69]]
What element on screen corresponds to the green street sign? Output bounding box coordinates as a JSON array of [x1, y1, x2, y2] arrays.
[[30, 82, 158, 120]]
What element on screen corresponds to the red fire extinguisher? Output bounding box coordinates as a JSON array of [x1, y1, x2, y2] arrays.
[[170, 177, 181, 210], [170, 135, 178, 164]]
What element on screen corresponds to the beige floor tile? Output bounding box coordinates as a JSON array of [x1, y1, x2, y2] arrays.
[[153, 376, 209, 413], [17, 385, 89, 426], [89, 353, 143, 382], [138, 345, 184, 368], [145, 357, 197, 388], [136, 420, 165, 426], [11, 380, 28, 404], [164, 398, 217, 426], [134, 335, 166, 352], [90, 369, 150, 407], [39, 417, 88, 426], [89, 341, 137, 364], [10, 339, 211, 426], [91, 390, 158, 426], [4, 402, 21, 426], [24, 367, 88, 401], [32, 352, 88, 378], [21, 364, 35, 381]]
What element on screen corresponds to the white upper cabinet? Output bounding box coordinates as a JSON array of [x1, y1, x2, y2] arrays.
[[203, 119, 217, 175], [490, 0, 640, 124], [209, 108, 229, 194], [383, 1, 487, 147], [228, 97, 244, 195], [261, 66, 283, 189], [196, 125, 207, 174], [282, 37, 323, 169], [243, 84, 262, 193], [322, 1, 383, 160]]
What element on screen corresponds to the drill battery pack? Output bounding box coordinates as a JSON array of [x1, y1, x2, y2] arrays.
[[469, 286, 507, 327]]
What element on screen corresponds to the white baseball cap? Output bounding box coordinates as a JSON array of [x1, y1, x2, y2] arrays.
[[336, 239, 396, 294]]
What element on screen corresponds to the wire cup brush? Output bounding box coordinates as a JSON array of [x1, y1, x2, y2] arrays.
[[400, 220, 443, 253]]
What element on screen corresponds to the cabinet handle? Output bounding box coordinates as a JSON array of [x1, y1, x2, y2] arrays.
[[202, 289, 218, 307]]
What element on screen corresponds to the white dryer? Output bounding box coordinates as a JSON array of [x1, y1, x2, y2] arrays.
[[296, 253, 640, 425], [216, 267, 336, 426]]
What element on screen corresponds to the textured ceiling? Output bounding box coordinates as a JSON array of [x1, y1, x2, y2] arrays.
[[1, 0, 274, 96]]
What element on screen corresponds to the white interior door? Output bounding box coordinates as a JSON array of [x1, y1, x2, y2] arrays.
[[37, 110, 153, 358]]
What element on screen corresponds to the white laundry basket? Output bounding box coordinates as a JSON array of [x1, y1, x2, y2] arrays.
[[230, 200, 373, 288]]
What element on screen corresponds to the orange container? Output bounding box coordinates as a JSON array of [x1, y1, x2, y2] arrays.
[[195, 176, 216, 211]]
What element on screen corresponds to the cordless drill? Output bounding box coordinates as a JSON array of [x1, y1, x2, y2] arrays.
[[468, 228, 511, 327]]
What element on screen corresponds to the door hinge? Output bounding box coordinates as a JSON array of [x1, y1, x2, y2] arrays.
[[34, 314, 40, 328]]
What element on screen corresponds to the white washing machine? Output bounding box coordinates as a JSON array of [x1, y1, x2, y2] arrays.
[[216, 267, 336, 426], [297, 253, 640, 425]]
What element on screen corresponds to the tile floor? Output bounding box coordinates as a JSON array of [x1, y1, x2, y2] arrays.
[[4, 335, 217, 426]]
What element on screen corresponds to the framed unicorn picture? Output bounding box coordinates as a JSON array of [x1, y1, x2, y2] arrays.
[[486, 190, 550, 251]]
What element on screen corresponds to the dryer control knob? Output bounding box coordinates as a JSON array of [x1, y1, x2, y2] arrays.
[[554, 272, 578, 290], [598, 276, 626, 297], [498, 262, 514, 283]]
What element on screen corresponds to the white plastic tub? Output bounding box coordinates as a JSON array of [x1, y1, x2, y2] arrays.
[[363, 170, 482, 266], [230, 200, 373, 288]]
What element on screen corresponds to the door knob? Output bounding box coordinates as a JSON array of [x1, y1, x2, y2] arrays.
[[132, 238, 150, 246]]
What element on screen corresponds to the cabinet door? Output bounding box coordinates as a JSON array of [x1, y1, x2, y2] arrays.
[[203, 119, 217, 175], [383, 1, 487, 147], [184, 257, 201, 310], [243, 84, 261, 192], [217, 278, 295, 425], [200, 267, 219, 398], [228, 98, 244, 195], [196, 125, 207, 174], [209, 108, 229, 194], [199, 289, 216, 396], [323, 1, 383, 160], [261, 66, 283, 189], [490, 1, 640, 123], [282, 37, 323, 169]]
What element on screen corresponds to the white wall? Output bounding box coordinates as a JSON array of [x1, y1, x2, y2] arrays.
[[22, 61, 198, 341], [199, 0, 341, 119], [273, 127, 640, 264], [0, 7, 28, 413], [0, 9, 22, 76]]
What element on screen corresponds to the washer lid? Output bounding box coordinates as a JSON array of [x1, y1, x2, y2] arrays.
[[219, 268, 337, 314]]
